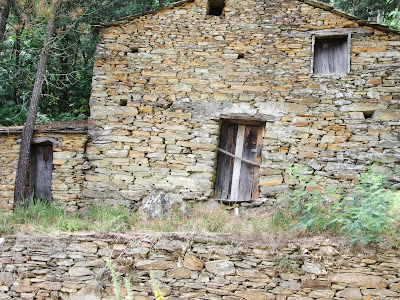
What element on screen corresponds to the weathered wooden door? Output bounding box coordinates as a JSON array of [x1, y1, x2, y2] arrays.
[[29, 144, 53, 201], [215, 122, 263, 201]]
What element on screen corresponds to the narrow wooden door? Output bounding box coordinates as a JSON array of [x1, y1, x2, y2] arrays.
[[215, 122, 263, 201], [29, 144, 53, 201]]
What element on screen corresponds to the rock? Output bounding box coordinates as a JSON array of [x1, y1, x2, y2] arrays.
[[0, 272, 14, 287], [167, 267, 192, 279], [36, 282, 62, 291], [236, 269, 273, 282], [135, 260, 176, 270], [139, 191, 185, 220], [318, 246, 339, 256], [235, 290, 274, 300], [69, 242, 98, 254], [308, 289, 335, 299], [0, 238, 4, 246], [68, 267, 94, 277], [183, 253, 204, 271], [301, 279, 331, 289], [301, 262, 327, 275], [69, 281, 101, 300], [205, 260, 236, 276], [336, 288, 363, 299], [329, 273, 389, 288]]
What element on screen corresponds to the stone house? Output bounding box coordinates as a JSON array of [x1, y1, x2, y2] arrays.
[[0, 0, 399, 211]]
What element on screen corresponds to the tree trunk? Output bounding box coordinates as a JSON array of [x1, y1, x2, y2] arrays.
[[0, 0, 12, 41], [13, 0, 60, 207], [12, 1, 24, 105], [158, 0, 166, 8]]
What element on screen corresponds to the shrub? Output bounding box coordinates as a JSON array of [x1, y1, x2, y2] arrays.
[[279, 163, 398, 244]]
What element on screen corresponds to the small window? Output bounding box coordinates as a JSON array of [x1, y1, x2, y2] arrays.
[[208, 0, 225, 16], [215, 122, 263, 201], [313, 35, 349, 74]]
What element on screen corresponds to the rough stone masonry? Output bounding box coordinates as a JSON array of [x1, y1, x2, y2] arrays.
[[85, 0, 400, 207], [2, 233, 400, 299], [0, 0, 399, 211]]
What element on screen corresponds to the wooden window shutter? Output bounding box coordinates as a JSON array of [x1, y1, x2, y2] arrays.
[[313, 36, 349, 74], [215, 122, 263, 201]]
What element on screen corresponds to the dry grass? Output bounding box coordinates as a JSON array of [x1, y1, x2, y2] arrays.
[[0, 199, 292, 237]]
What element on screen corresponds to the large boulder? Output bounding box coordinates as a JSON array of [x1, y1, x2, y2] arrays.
[[139, 191, 185, 220]]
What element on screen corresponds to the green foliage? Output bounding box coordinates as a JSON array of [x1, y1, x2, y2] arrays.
[[334, 167, 395, 244], [319, 0, 400, 29], [278, 164, 399, 244], [0, 0, 180, 126]]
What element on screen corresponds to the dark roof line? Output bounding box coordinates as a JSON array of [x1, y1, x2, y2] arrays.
[[302, 0, 398, 33], [99, 0, 399, 34], [0, 120, 88, 134], [99, 0, 195, 27]]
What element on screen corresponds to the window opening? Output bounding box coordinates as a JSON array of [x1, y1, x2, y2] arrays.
[[119, 99, 128, 106], [208, 0, 225, 16], [237, 53, 245, 59], [215, 121, 264, 201], [363, 111, 374, 119], [313, 35, 349, 74]]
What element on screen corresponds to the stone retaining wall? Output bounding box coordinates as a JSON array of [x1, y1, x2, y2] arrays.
[[0, 123, 88, 212], [1, 233, 400, 299]]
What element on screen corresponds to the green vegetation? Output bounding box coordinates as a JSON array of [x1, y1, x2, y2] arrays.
[[320, 0, 400, 29], [0, 0, 178, 127], [107, 258, 134, 300], [275, 164, 400, 244], [107, 258, 164, 300], [1, 163, 399, 246]]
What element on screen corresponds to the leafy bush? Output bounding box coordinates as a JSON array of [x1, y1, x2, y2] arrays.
[[279, 163, 398, 244], [334, 167, 395, 244]]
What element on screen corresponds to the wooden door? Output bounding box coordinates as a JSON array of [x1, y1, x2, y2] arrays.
[[29, 144, 53, 201], [215, 122, 263, 201]]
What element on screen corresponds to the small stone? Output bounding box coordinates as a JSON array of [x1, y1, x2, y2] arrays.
[[68, 267, 94, 277], [135, 260, 176, 270], [336, 288, 363, 299], [205, 260, 236, 276], [309, 289, 335, 299], [183, 253, 204, 271], [302, 279, 331, 289], [235, 290, 274, 300], [301, 262, 327, 275], [329, 273, 389, 288], [167, 267, 192, 279]]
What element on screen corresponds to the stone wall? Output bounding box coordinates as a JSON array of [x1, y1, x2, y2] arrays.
[[1, 233, 400, 299], [86, 0, 400, 207], [0, 122, 88, 212]]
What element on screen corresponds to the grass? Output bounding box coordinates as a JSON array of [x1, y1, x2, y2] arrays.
[[0, 198, 283, 236]]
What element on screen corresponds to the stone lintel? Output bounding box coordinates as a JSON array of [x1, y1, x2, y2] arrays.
[[219, 113, 275, 124], [282, 27, 374, 38]]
